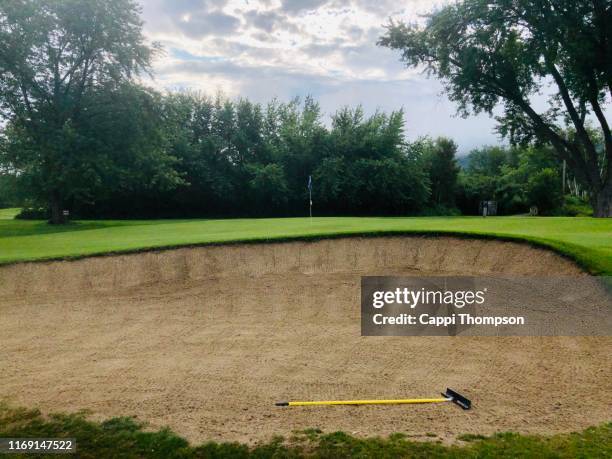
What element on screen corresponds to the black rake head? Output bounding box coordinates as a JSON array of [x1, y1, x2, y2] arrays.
[[443, 388, 472, 410]]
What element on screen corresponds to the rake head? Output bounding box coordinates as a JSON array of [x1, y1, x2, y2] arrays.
[[443, 388, 471, 410]]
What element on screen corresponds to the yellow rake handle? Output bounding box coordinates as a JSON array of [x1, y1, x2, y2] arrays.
[[277, 398, 450, 406]]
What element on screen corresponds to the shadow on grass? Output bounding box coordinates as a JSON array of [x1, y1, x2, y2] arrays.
[[1, 403, 610, 458], [0, 220, 133, 238]]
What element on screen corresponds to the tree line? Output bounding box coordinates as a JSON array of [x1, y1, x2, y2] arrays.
[[0, 86, 459, 218], [1, 86, 588, 217]]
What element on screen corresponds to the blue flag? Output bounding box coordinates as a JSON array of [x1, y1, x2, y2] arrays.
[[308, 175, 312, 192]]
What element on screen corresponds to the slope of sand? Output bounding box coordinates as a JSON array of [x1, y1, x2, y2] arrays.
[[1, 236, 610, 444]]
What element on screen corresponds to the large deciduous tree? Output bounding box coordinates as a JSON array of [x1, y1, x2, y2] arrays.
[[0, 0, 157, 223], [380, 0, 612, 216]]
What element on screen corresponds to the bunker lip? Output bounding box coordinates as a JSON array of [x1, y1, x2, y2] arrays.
[[0, 229, 598, 275], [1, 236, 610, 445]]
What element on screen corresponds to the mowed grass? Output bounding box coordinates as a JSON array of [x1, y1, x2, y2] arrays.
[[0, 207, 20, 219], [0, 214, 611, 274], [1, 403, 610, 459]]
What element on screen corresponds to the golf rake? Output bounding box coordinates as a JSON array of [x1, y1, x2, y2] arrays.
[[276, 388, 471, 410]]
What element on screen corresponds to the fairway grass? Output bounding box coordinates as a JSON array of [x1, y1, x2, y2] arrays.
[[0, 208, 20, 220], [0, 215, 611, 274]]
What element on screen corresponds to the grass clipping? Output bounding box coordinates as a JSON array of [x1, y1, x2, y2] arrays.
[[1, 403, 610, 458]]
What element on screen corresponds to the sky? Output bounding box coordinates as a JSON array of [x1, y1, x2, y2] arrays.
[[138, 0, 504, 154]]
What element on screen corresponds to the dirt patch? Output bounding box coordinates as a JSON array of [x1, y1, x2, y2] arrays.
[[1, 236, 610, 444]]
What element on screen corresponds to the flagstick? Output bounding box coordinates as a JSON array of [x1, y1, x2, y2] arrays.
[[308, 175, 313, 224], [309, 188, 312, 223]]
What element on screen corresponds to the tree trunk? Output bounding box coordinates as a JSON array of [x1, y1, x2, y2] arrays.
[[49, 191, 65, 224], [593, 182, 612, 217]]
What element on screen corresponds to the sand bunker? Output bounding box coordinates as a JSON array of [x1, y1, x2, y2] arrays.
[[1, 236, 610, 444]]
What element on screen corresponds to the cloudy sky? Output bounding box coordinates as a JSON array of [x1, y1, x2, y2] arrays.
[[139, 0, 504, 154]]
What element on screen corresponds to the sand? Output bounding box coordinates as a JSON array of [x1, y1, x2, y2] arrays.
[[1, 236, 610, 444]]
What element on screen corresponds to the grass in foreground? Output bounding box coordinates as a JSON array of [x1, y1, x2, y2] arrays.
[[0, 215, 611, 274], [0, 404, 610, 459]]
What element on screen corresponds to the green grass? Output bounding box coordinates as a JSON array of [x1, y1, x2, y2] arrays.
[[0, 404, 609, 458], [0, 207, 20, 219], [0, 215, 611, 274]]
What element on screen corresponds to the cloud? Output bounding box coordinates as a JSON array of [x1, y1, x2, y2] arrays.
[[343, 24, 365, 40], [177, 11, 241, 38], [141, 0, 240, 38], [139, 0, 507, 152], [244, 10, 281, 33], [301, 42, 339, 57], [279, 0, 331, 14], [160, 0, 228, 15], [161, 57, 333, 84], [251, 31, 278, 42], [156, 57, 502, 152]]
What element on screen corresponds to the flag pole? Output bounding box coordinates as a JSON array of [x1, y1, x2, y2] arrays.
[[309, 187, 312, 219], [308, 175, 313, 223]]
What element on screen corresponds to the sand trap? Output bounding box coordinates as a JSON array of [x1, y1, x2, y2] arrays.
[[1, 236, 610, 444]]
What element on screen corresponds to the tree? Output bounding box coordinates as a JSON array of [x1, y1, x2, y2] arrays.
[[421, 137, 460, 208], [0, 171, 20, 208], [467, 146, 516, 176], [313, 107, 430, 215], [457, 144, 564, 214], [380, 0, 612, 216], [0, 0, 157, 223], [248, 163, 289, 212], [1, 82, 183, 218], [277, 96, 327, 211], [527, 168, 563, 213]]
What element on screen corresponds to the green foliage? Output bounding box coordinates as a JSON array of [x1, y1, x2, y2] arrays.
[[466, 147, 516, 176], [418, 137, 460, 208], [313, 106, 422, 216], [248, 163, 290, 211], [380, 0, 612, 217], [561, 195, 593, 217], [1, 403, 610, 458], [77, 96, 432, 218], [314, 155, 430, 215], [527, 168, 563, 214], [0, 0, 159, 222], [0, 173, 20, 208], [457, 145, 565, 214], [14, 207, 48, 220], [2, 82, 183, 220]]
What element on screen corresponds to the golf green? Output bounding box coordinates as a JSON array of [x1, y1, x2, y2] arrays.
[[0, 216, 610, 274]]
